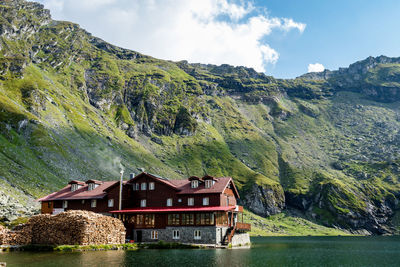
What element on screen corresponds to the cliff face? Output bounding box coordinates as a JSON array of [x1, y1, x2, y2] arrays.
[[1, 1, 400, 234]]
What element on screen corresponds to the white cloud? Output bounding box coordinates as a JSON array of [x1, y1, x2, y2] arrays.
[[307, 63, 325, 73], [36, 0, 306, 73]]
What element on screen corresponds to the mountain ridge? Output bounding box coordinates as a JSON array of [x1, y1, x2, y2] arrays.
[[1, 0, 400, 235]]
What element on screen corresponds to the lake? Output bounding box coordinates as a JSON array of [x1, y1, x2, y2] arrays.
[[1, 236, 400, 266]]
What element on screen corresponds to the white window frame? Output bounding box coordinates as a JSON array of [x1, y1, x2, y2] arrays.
[[108, 199, 114, 207], [191, 180, 199, 188], [151, 230, 158, 240], [166, 198, 173, 207], [71, 184, 78, 192], [172, 230, 180, 240], [88, 183, 95, 191], [140, 199, 147, 207], [188, 197, 194, 206], [141, 183, 147, 190], [203, 197, 209, 206], [91, 199, 97, 208], [135, 183, 140, 190], [205, 180, 213, 188], [63, 200, 68, 209], [194, 230, 201, 240], [149, 182, 155, 190]]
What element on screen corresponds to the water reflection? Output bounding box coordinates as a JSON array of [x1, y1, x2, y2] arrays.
[[1, 237, 400, 267]]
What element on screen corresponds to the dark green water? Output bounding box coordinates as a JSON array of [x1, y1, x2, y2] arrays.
[[1, 236, 400, 267]]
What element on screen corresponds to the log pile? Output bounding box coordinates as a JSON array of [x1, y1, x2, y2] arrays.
[[0, 225, 6, 244], [0, 224, 31, 245], [30, 210, 125, 245], [0, 211, 125, 246]]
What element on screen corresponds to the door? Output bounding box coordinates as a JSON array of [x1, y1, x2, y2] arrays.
[[136, 230, 142, 242]]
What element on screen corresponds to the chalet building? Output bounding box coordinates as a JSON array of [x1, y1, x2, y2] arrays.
[[38, 173, 251, 246]]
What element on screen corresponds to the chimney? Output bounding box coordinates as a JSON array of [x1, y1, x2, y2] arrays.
[[130, 173, 135, 179], [119, 170, 124, 211]]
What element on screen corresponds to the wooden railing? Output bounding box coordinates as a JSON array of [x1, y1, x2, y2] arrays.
[[235, 222, 251, 231]]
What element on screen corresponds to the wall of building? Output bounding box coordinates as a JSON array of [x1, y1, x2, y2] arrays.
[[41, 201, 53, 214], [220, 188, 237, 207], [128, 175, 222, 208]]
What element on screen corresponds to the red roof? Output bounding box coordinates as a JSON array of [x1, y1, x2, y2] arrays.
[[110, 206, 236, 213], [127, 172, 180, 190], [128, 173, 239, 197], [37, 181, 118, 201], [172, 177, 238, 197]]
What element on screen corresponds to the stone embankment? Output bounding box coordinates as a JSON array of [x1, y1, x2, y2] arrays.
[[0, 210, 126, 246]]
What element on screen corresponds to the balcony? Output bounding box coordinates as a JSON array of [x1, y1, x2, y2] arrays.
[[235, 222, 251, 231]]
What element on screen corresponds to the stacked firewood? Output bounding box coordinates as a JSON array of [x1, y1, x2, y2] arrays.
[[0, 225, 6, 244], [0, 211, 125, 246], [0, 224, 32, 245], [30, 210, 126, 245]]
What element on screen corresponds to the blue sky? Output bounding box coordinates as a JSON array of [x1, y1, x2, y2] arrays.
[[36, 0, 400, 78], [261, 0, 400, 77]]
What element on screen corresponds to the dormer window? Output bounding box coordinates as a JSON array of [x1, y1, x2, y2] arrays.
[[191, 180, 199, 188], [71, 184, 79, 192], [88, 183, 95, 191], [205, 180, 214, 188]]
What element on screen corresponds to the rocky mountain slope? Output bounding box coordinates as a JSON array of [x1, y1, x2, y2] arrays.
[[1, 0, 400, 234]]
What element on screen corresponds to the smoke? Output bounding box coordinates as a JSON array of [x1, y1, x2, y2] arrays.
[[119, 160, 125, 174], [93, 148, 126, 177]]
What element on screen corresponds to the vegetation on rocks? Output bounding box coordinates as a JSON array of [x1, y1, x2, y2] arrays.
[[1, 0, 400, 235]]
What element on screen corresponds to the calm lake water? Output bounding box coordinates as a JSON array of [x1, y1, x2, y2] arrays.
[[1, 236, 400, 267]]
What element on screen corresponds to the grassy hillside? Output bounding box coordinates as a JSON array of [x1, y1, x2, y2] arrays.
[[1, 1, 400, 235]]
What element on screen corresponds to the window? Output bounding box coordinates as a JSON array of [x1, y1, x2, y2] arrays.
[[191, 180, 199, 188], [91, 199, 97, 208], [216, 212, 228, 225], [188, 198, 194, 206], [108, 199, 114, 207], [182, 214, 194, 225], [205, 180, 213, 188], [149, 182, 155, 190], [172, 230, 180, 240], [71, 184, 78, 192], [88, 183, 95, 191], [63, 200, 68, 209], [140, 199, 147, 207], [196, 213, 214, 225], [137, 214, 143, 225], [141, 183, 147, 190], [202, 197, 209, 206], [135, 183, 140, 190], [151, 230, 158, 240], [47, 202, 51, 208], [168, 214, 180, 225], [144, 214, 155, 226], [194, 230, 201, 240], [178, 198, 182, 203], [132, 183, 136, 190], [81, 200, 85, 204], [166, 198, 173, 207]]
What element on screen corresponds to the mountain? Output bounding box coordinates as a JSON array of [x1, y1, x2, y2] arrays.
[[1, 0, 400, 234]]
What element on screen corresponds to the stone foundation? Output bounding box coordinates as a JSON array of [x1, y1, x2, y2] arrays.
[[133, 226, 229, 245], [231, 232, 251, 247]]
